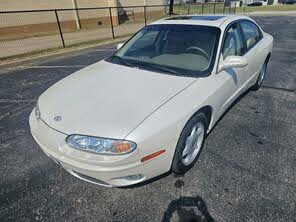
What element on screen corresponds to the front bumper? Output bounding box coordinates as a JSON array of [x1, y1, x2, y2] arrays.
[[29, 110, 170, 187]]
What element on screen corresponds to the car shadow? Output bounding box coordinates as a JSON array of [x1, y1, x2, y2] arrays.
[[123, 174, 215, 221]]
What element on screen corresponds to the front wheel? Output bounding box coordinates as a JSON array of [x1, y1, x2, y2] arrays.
[[252, 61, 267, 91], [172, 113, 208, 174]]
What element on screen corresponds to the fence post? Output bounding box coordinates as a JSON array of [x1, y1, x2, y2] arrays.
[[109, 7, 115, 39], [234, 3, 236, 14], [144, 6, 147, 26], [202, 3, 204, 14], [187, 3, 190, 15], [178, 2, 180, 15], [54, 9, 65, 48], [72, 0, 81, 29], [223, 3, 226, 14], [213, 2, 216, 14], [169, 0, 174, 16], [229, 4, 231, 14]]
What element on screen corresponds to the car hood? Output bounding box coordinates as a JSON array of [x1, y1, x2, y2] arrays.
[[38, 60, 196, 139]]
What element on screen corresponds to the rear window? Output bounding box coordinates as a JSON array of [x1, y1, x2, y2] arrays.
[[240, 20, 262, 50]]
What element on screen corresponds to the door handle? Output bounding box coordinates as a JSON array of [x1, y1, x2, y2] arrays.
[[243, 67, 248, 72]]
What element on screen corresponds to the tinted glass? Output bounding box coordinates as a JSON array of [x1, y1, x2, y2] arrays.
[[240, 20, 261, 50], [165, 15, 225, 21], [222, 24, 244, 59], [109, 25, 221, 77], [130, 30, 158, 49]]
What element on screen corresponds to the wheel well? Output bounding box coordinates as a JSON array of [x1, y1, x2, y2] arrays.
[[196, 106, 212, 129]]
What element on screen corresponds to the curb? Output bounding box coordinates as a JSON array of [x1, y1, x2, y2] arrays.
[[0, 37, 129, 69]]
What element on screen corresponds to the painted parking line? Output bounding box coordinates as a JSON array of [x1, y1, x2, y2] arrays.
[[0, 99, 36, 103], [93, 49, 116, 52], [261, 85, 295, 93], [20, 65, 86, 69]]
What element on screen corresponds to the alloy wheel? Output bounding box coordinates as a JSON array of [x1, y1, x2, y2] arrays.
[[182, 122, 205, 166]]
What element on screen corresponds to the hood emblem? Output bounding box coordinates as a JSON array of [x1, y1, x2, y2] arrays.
[[54, 116, 62, 122]]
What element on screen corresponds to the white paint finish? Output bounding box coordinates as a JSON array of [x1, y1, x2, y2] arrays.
[[38, 60, 196, 139], [151, 14, 238, 28], [30, 15, 273, 187]]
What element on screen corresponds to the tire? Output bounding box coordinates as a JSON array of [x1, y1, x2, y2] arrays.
[[172, 113, 208, 174], [252, 60, 268, 91]]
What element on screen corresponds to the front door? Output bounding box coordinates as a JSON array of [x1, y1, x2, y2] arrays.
[[215, 22, 248, 115], [239, 20, 268, 85]]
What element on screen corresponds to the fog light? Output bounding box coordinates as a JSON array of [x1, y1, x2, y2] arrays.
[[124, 174, 144, 181], [113, 174, 144, 181]]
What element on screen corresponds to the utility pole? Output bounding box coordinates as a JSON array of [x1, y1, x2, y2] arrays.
[[72, 0, 81, 29]]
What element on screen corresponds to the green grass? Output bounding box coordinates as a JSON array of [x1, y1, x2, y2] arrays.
[[174, 4, 296, 15], [236, 4, 296, 13]]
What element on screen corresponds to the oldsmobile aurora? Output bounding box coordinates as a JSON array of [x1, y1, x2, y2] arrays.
[[30, 15, 273, 187]]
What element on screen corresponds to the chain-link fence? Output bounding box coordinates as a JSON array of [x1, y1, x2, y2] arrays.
[[0, 3, 236, 60]]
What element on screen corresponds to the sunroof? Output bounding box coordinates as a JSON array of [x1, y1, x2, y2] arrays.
[[165, 15, 225, 21]]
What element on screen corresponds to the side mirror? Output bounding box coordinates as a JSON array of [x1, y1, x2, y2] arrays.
[[218, 56, 248, 72], [117, 43, 124, 50]]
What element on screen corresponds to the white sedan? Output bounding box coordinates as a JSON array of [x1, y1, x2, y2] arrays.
[[30, 15, 273, 187]]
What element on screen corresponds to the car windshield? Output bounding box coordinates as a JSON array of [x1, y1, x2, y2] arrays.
[[108, 24, 221, 77]]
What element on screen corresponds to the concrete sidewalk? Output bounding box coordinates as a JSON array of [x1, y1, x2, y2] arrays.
[[0, 23, 144, 59]]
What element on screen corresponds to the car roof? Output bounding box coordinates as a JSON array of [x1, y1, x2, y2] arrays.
[[150, 14, 250, 28]]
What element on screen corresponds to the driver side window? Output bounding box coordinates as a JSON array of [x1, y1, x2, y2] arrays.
[[222, 23, 244, 60]]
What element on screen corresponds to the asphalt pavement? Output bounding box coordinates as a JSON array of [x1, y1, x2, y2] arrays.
[[0, 16, 295, 222]]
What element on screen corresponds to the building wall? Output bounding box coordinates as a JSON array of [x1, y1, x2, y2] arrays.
[[118, 0, 163, 6], [0, 0, 164, 39], [0, 0, 71, 11], [0, 0, 163, 11]]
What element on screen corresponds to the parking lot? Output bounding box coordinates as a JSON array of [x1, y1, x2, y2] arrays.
[[0, 15, 295, 221]]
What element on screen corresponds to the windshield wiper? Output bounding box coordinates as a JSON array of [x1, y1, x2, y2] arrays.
[[136, 62, 181, 76], [112, 56, 135, 68], [112, 56, 181, 76]]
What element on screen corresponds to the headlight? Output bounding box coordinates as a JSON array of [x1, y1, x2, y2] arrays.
[[66, 135, 137, 155], [35, 103, 41, 120]]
